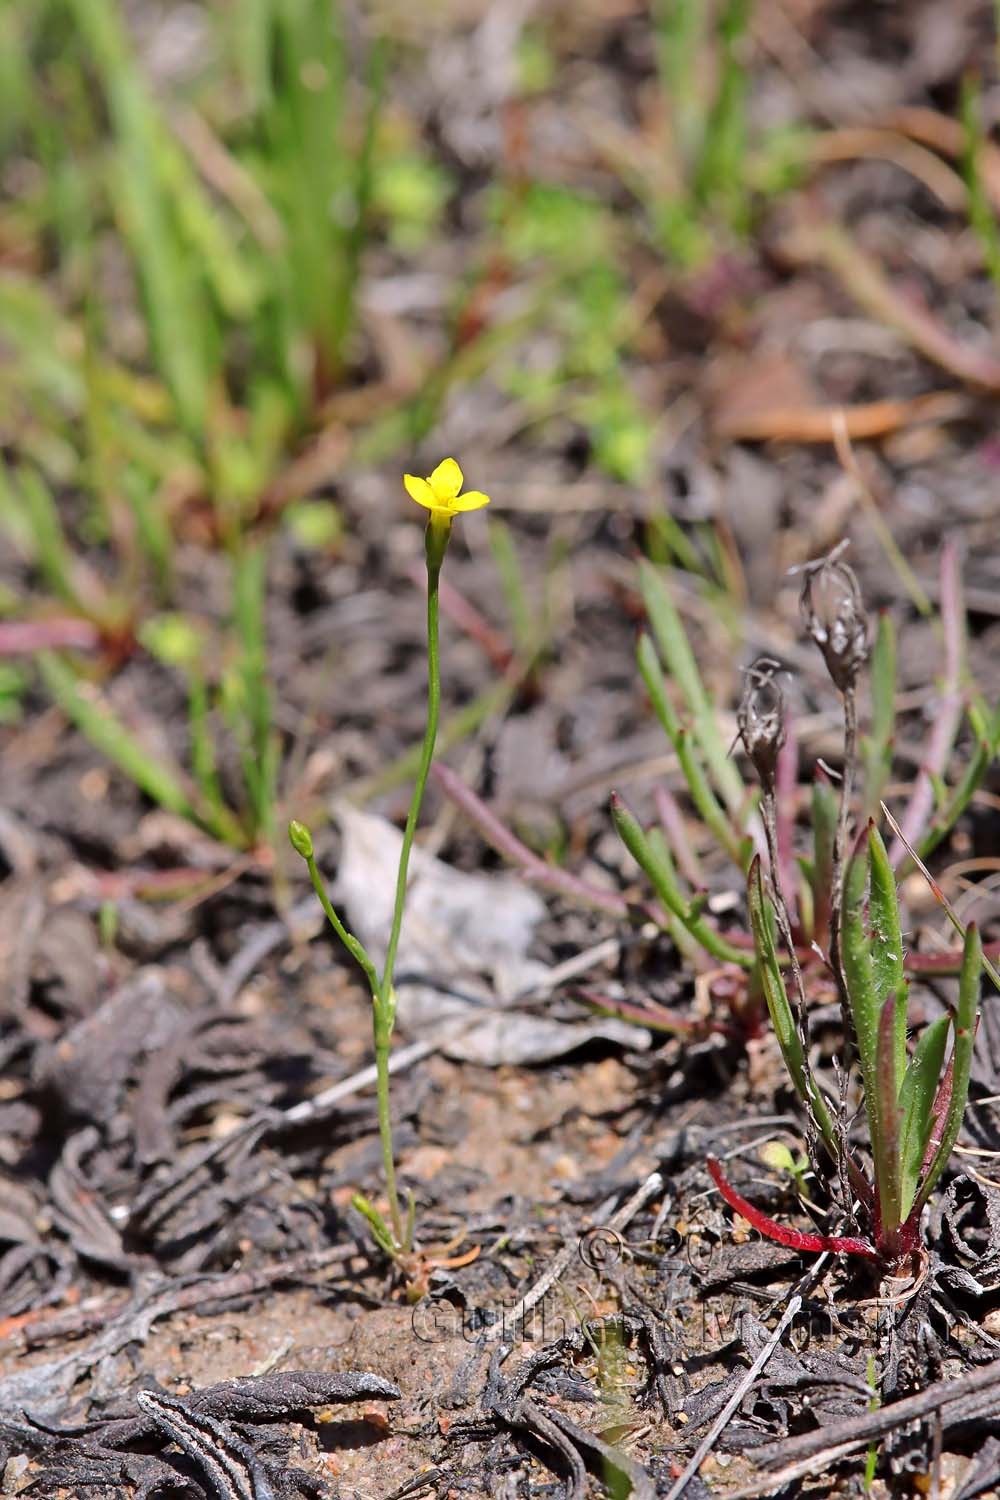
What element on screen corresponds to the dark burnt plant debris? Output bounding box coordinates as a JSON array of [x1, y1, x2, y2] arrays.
[[6, 2, 1000, 1498]]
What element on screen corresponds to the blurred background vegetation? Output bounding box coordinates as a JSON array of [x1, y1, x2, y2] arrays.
[[2, 0, 998, 857]]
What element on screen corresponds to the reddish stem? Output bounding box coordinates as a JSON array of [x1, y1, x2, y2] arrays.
[[707, 1156, 878, 1260]]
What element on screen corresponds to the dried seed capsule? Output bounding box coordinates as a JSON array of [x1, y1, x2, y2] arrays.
[[799, 546, 869, 692], [737, 656, 786, 793]]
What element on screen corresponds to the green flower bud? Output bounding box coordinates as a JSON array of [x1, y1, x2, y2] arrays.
[[288, 819, 314, 859]]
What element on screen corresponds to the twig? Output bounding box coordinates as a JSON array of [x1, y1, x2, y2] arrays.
[[482, 1169, 664, 1345], [663, 1292, 805, 1500], [724, 1357, 1000, 1496]]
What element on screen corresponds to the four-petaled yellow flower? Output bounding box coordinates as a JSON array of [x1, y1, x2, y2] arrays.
[[403, 458, 490, 521]]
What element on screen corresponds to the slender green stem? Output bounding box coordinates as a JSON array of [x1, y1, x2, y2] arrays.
[[375, 517, 449, 1247], [303, 851, 380, 995], [373, 1006, 403, 1246], [290, 518, 451, 1256], [382, 523, 446, 996]]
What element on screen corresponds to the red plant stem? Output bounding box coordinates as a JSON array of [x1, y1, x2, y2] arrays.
[[654, 784, 703, 890], [574, 986, 729, 1036], [0, 619, 102, 654], [433, 763, 634, 916], [707, 1156, 878, 1260]]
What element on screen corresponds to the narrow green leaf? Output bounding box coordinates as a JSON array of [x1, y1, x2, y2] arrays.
[[746, 855, 837, 1156], [38, 652, 247, 847], [874, 993, 902, 1243], [67, 0, 214, 437], [637, 632, 743, 865], [914, 924, 982, 1214], [611, 794, 749, 967], [867, 825, 908, 1083], [638, 560, 745, 816], [810, 773, 838, 947], [898, 1014, 949, 1218], [38, 652, 193, 821], [646, 826, 703, 962], [863, 609, 895, 814], [840, 828, 881, 1124], [917, 730, 993, 863], [17, 465, 83, 612]]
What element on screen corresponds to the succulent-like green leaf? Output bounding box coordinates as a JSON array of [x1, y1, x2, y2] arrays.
[[867, 826, 908, 1083], [898, 1014, 949, 1217], [913, 924, 982, 1215]]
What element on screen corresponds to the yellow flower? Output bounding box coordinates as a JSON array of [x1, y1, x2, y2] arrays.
[[403, 458, 490, 520]]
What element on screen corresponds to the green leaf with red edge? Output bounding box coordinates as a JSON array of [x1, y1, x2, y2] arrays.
[[898, 1013, 949, 1219], [913, 923, 982, 1217]]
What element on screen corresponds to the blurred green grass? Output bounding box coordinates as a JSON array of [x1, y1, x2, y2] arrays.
[[0, 0, 808, 847]]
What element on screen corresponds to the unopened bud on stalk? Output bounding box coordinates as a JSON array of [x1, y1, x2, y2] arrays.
[[737, 656, 786, 793], [288, 819, 314, 860], [799, 546, 869, 692]]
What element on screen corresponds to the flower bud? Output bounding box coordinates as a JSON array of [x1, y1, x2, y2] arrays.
[[799, 547, 869, 692], [737, 656, 786, 793], [288, 819, 314, 859]]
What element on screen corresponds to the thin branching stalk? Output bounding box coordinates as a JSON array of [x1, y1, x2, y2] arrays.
[[828, 675, 858, 1048]]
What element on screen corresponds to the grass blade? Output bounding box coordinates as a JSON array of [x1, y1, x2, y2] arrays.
[[612, 793, 749, 967], [898, 1014, 949, 1218], [38, 651, 196, 824], [913, 923, 982, 1215], [863, 609, 896, 815], [637, 632, 743, 865], [638, 560, 746, 816]]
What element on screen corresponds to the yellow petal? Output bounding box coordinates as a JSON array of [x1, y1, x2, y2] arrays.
[[403, 473, 437, 509], [449, 490, 490, 512], [429, 457, 463, 500]]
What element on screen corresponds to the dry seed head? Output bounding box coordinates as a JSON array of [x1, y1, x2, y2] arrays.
[[799, 545, 869, 692], [737, 656, 786, 791]]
